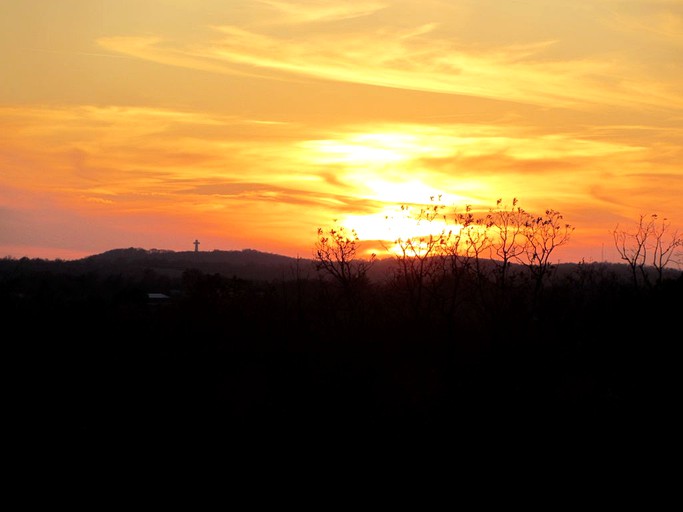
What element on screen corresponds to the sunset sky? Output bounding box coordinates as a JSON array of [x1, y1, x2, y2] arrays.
[[1, 0, 682, 263]]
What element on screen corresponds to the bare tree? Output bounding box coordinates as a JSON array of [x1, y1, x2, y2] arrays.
[[389, 200, 449, 318], [458, 205, 492, 287], [434, 203, 493, 320], [613, 214, 654, 288], [648, 215, 682, 285], [519, 208, 574, 295], [441, 205, 483, 277], [314, 223, 376, 292], [485, 198, 530, 289]]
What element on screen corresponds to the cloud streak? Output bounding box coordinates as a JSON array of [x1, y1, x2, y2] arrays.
[[98, 4, 683, 112], [254, 0, 388, 24]]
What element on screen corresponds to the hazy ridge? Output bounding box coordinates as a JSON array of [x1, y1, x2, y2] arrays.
[[4, 245, 679, 283]]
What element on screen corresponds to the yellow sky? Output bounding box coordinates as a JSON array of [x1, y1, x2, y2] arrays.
[[1, 0, 682, 263]]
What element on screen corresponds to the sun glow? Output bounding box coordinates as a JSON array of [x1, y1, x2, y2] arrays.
[[299, 126, 498, 256], [302, 139, 405, 166], [341, 199, 470, 258], [300, 129, 465, 169]]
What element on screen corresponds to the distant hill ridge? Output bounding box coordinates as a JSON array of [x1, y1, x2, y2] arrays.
[[88, 247, 305, 266], [2, 246, 681, 283], [78, 247, 318, 281]]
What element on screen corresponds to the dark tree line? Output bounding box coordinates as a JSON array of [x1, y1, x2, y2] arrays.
[[4, 202, 681, 459]]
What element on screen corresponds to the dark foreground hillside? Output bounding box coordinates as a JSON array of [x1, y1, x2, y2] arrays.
[[4, 250, 681, 463]]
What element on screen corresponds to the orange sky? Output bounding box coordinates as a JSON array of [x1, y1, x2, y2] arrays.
[[1, 0, 682, 263]]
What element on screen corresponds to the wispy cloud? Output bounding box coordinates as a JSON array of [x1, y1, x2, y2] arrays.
[[600, 0, 683, 44], [99, 18, 683, 112], [254, 0, 388, 24]]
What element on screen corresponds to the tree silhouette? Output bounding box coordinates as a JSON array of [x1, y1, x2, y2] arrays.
[[612, 213, 682, 287], [485, 198, 529, 289], [613, 214, 651, 288], [519, 208, 574, 297], [649, 215, 683, 285], [314, 223, 376, 294], [389, 200, 450, 320]]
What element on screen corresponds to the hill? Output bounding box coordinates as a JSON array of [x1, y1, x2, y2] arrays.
[[2, 246, 681, 285], [1, 247, 317, 282], [81, 247, 312, 281]]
